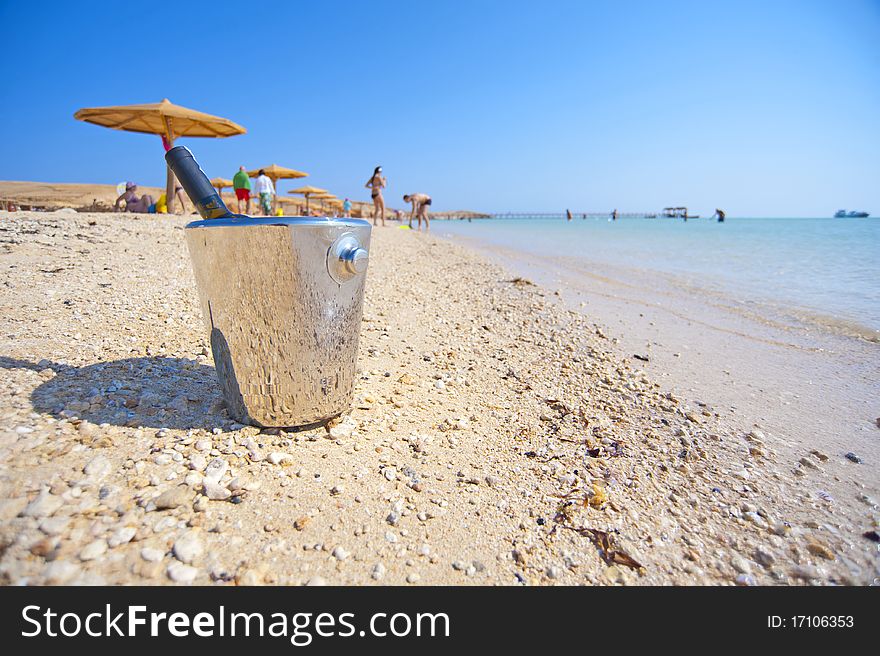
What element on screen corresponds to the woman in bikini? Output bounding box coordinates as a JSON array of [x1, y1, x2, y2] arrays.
[[364, 166, 386, 226], [114, 182, 154, 213]]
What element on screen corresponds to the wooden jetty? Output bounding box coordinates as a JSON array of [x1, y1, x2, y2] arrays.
[[489, 211, 657, 219]]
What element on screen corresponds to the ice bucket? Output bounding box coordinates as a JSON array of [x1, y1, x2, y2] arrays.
[[167, 147, 371, 427]]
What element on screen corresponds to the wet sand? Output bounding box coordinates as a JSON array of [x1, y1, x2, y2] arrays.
[[444, 237, 880, 488], [0, 211, 877, 586]]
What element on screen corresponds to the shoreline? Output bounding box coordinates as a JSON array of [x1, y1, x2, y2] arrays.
[[0, 212, 877, 586], [438, 231, 880, 462], [434, 217, 880, 342]]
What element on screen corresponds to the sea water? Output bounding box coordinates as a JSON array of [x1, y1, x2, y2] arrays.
[[436, 217, 880, 338]]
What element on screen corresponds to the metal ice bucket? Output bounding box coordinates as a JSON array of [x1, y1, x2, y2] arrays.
[[185, 217, 370, 427], [166, 146, 371, 427]]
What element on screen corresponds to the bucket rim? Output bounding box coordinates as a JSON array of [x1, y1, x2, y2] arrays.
[[184, 216, 372, 230]]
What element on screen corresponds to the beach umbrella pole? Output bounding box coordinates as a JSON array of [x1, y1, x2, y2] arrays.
[[166, 166, 176, 214], [163, 117, 176, 214]]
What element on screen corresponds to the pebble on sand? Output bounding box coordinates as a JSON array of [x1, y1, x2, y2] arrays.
[[329, 423, 355, 439], [21, 491, 63, 518], [39, 516, 70, 536], [268, 452, 293, 465], [43, 560, 81, 585], [154, 486, 192, 510], [806, 539, 836, 561], [173, 531, 204, 564], [203, 458, 229, 483], [141, 547, 165, 562], [730, 555, 752, 574], [203, 481, 231, 500], [83, 454, 112, 480], [0, 497, 29, 521], [80, 540, 108, 561], [167, 561, 198, 584], [108, 526, 137, 548]]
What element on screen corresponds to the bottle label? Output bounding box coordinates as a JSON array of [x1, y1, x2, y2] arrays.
[[196, 194, 228, 219]]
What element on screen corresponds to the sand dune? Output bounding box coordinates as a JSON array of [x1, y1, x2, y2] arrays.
[[0, 181, 165, 211]]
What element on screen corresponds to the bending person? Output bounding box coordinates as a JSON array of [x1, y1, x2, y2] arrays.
[[365, 166, 386, 226], [403, 193, 432, 231]]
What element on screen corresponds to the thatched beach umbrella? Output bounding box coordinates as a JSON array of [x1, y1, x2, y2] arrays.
[[276, 196, 304, 214], [73, 98, 246, 213], [247, 164, 308, 212], [288, 186, 328, 214], [311, 194, 341, 214], [210, 177, 233, 195]]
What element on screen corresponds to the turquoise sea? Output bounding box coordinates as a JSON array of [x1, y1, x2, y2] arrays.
[[436, 216, 880, 338]]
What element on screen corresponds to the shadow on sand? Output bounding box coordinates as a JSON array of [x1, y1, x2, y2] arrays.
[[0, 355, 227, 430]]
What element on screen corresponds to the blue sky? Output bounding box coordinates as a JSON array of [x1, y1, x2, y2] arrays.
[[1, 0, 878, 216]]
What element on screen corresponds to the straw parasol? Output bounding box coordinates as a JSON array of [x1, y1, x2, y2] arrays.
[[73, 98, 246, 213], [247, 164, 308, 212], [288, 185, 328, 214], [210, 177, 233, 195], [276, 196, 304, 214], [309, 193, 340, 214]]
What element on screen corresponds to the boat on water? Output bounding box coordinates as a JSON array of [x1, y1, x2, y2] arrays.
[[834, 209, 870, 218], [661, 206, 699, 219]]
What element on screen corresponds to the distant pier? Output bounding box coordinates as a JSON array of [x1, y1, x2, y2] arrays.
[[488, 211, 657, 219]]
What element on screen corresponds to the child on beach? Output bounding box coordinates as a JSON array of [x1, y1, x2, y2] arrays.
[[403, 193, 432, 231]]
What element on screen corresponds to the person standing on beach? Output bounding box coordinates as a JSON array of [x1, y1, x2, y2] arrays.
[[154, 185, 186, 214], [403, 193, 432, 231], [612, 208, 618, 221], [566, 209, 572, 221], [175, 185, 189, 214], [365, 166, 386, 226], [342, 198, 352, 217], [233, 166, 252, 214], [253, 169, 275, 216]]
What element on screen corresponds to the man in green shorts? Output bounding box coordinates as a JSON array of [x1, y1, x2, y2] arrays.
[[233, 165, 252, 214]]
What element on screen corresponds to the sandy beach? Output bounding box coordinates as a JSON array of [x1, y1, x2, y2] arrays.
[[443, 231, 880, 498], [0, 210, 877, 586], [0, 181, 386, 219]]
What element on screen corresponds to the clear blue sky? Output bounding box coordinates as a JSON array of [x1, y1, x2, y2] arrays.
[[1, 0, 878, 216]]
